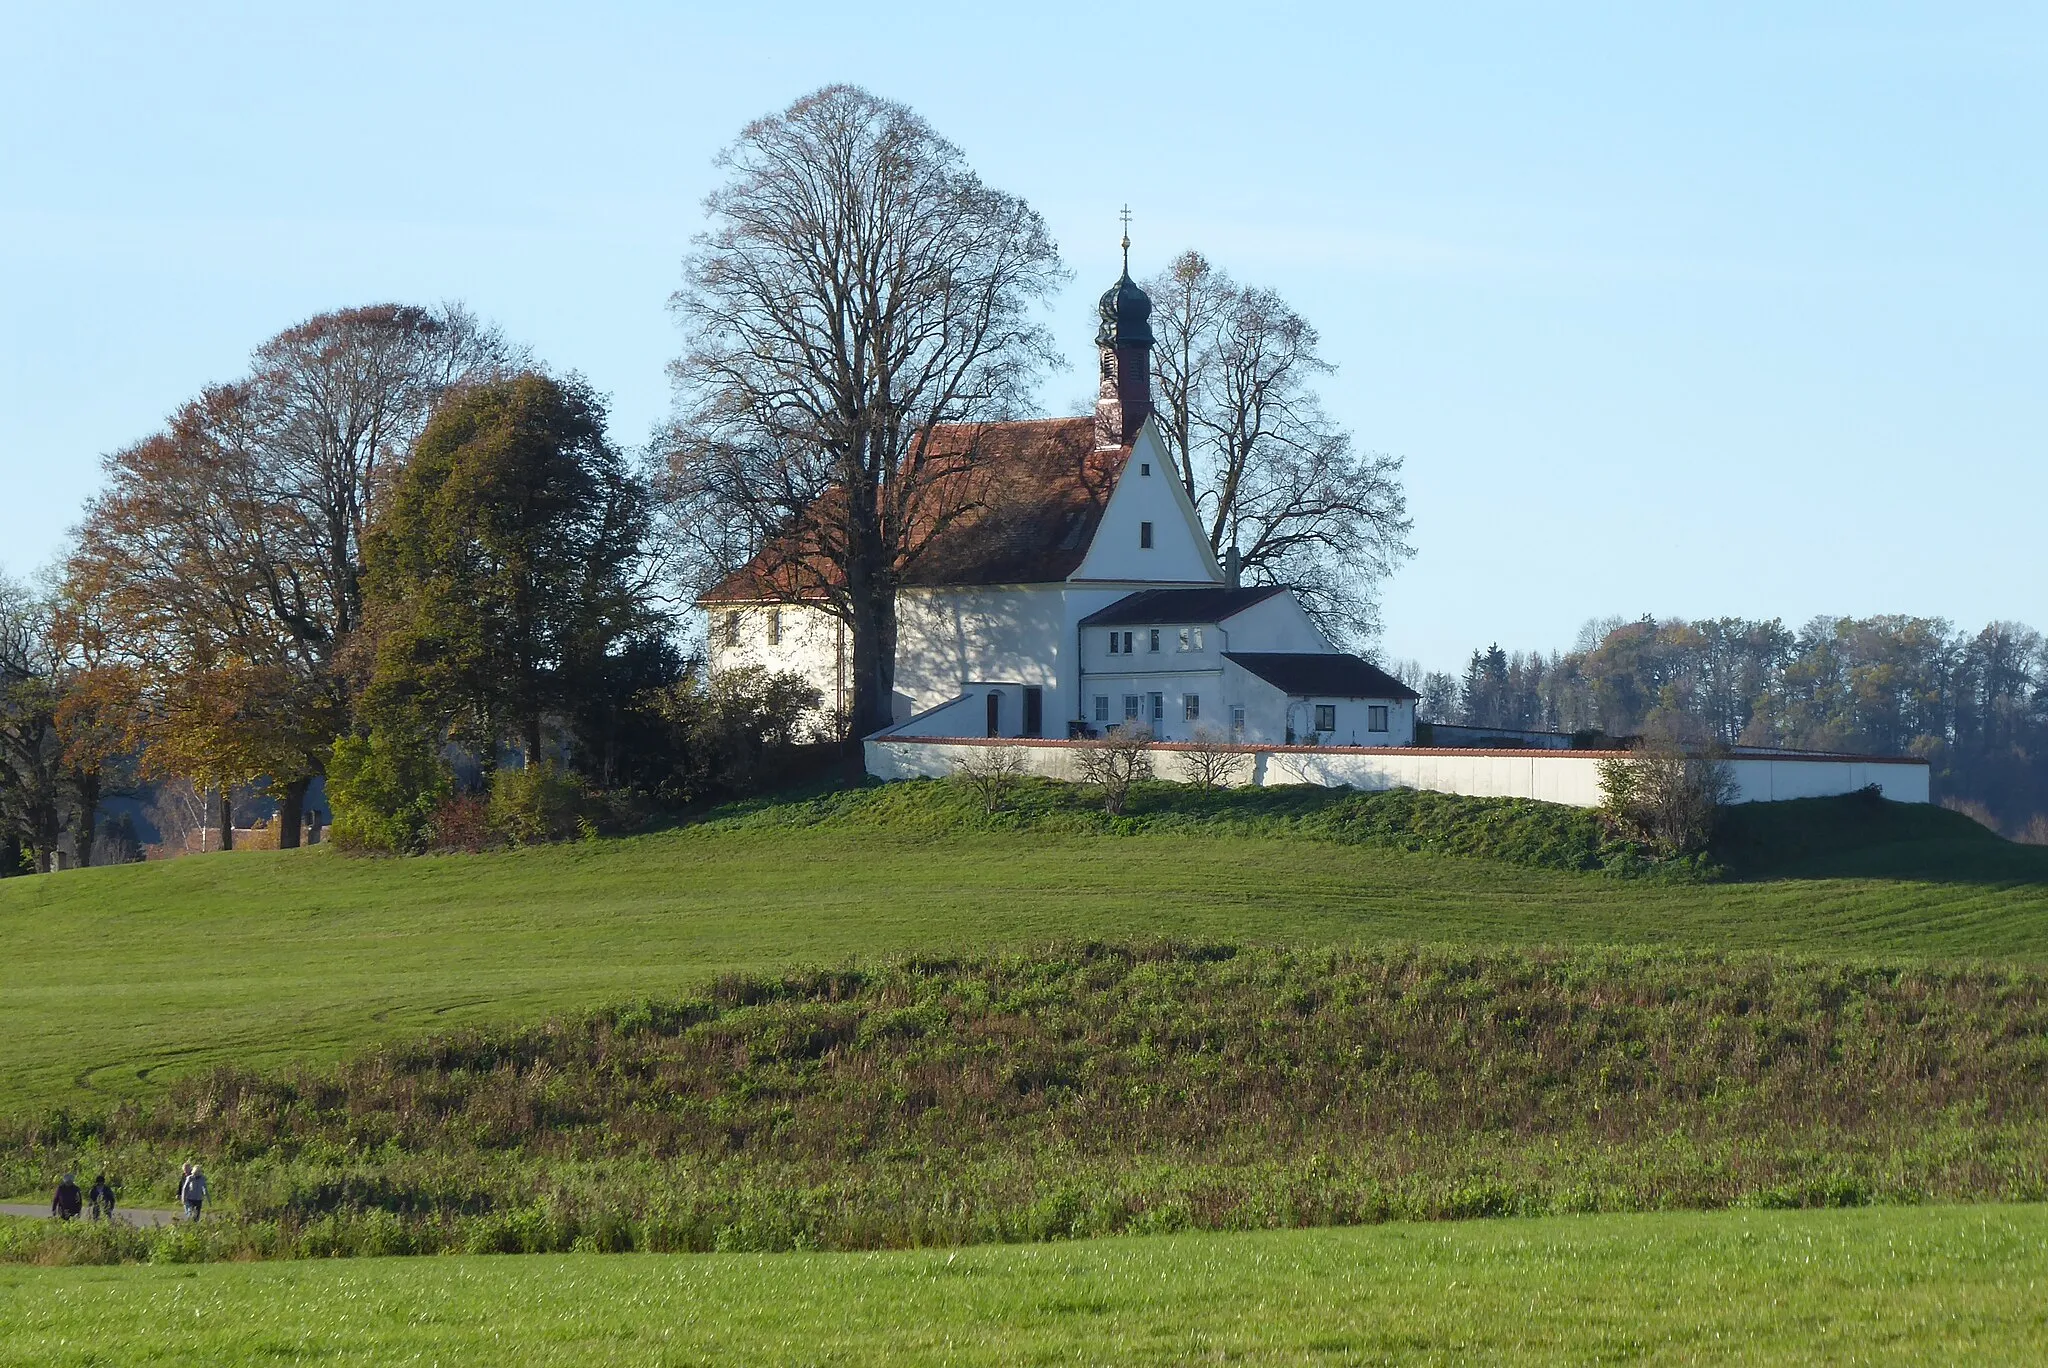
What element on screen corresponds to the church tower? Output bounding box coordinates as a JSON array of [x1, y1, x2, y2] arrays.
[[1093, 213, 1154, 450]]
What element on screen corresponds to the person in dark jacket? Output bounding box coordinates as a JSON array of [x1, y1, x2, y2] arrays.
[[179, 1163, 207, 1222], [87, 1173, 115, 1222], [51, 1173, 82, 1220]]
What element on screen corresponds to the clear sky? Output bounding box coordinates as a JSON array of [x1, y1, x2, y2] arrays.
[[3, 2, 2042, 670]]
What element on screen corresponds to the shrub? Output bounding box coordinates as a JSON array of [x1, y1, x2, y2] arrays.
[[1074, 725, 1153, 814], [427, 794, 497, 853], [1599, 741, 1737, 855], [487, 764, 586, 846], [1176, 728, 1246, 788], [326, 729, 449, 854], [950, 746, 1027, 813]]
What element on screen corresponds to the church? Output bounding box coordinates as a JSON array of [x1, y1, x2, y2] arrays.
[[699, 251, 1421, 750]]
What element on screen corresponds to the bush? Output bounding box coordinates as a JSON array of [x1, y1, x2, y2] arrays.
[[326, 729, 450, 854], [1074, 726, 1153, 814], [427, 794, 497, 853], [950, 746, 1027, 813], [1599, 741, 1738, 856], [487, 764, 586, 846]]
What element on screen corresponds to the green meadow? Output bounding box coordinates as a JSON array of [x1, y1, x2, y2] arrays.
[[2, 785, 2043, 1117], [4, 1205, 2047, 1365]]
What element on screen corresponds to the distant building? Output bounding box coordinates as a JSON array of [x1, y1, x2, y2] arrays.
[[701, 251, 1418, 749]]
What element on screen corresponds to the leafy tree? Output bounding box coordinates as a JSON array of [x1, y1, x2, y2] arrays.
[[358, 373, 651, 768], [66, 305, 512, 846], [664, 84, 1066, 739], [1146, 251, 1412, 644]]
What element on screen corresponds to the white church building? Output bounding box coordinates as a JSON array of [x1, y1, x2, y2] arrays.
[[702, 253, 1420, 751], [701, 253, 1929, 808]]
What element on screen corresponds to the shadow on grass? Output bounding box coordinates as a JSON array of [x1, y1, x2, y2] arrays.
[[1713, 793, 2048, 886]]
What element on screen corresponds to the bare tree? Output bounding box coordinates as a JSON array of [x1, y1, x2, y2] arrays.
[[1176, 727, 1246, 788], [1146, 251, 1412, 645], [1074, 724, 1154, 815], [951, 744, 1027, 813], [665, 84, 1066, 738]]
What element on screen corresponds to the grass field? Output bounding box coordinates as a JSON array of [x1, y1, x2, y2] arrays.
[[2, 786, 2044, 1117], [3, 1205, 2045, 1365]]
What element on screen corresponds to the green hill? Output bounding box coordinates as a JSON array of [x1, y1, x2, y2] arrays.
[[0, 784, 2040, 1118]]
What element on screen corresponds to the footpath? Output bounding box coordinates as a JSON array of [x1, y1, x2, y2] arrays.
[[0, 1202, 178, 1228]]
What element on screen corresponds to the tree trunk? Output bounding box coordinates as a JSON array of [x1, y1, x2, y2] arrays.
[[844, 586, 899, 741], [278, 776, 310, 850], [72, 769, 102, 870], [218, 788, 235, 852]]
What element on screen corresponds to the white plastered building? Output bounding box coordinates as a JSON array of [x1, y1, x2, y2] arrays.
[[701, 256, 1419, 749]]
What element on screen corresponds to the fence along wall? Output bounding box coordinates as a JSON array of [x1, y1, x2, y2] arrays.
[[863, 737, 1932, 807]]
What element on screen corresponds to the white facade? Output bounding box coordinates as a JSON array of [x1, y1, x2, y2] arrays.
[[707, 421, 1419, 746]]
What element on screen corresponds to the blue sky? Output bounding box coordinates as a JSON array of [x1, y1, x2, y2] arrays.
[[3, 2, 2042, 669]]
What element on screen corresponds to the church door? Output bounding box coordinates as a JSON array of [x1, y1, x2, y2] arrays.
[[986, 691, 1002, 738]]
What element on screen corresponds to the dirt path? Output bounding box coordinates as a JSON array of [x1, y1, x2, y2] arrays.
[[0, 1202, 178, 1228]]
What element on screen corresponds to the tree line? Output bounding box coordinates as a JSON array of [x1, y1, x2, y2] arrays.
[[1, 84, 1405, 869], [1408, 615, 2048, 838]]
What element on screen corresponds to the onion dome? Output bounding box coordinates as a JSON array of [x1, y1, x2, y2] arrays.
[[1096, 267, 1154, 348]]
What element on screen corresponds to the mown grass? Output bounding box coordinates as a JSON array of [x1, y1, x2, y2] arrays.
[[0, 787, 2041, 1119], [9, 942, 2048, 1261], [3, 1206, 2047, 1365]]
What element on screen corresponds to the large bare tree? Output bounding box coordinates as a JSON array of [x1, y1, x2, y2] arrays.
[[665, 84, 1065, 738], [1147, 251, 1412, 644], [66, 304, 515, 846]]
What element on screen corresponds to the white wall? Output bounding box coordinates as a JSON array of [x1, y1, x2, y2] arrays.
[[892, 587, 1069, 722], [1214, 594, 1332, 653], [707, 603, 846, 717], [1070, 425, 1223, 585], [1075, 670, 1228, 741], [863, 737, 1933, 807]]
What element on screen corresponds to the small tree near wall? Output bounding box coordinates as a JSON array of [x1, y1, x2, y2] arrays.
[[1075, 725, 1154, 815], [1598, 740, 1738, 855], [951, 745, 1027, 814], [1177, 727, 1246, 788]]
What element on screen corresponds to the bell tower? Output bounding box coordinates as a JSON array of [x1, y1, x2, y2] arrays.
[[1094, 207, 1154, 450]]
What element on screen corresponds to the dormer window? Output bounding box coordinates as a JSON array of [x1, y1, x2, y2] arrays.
[[1140, 521, 1154, 549]]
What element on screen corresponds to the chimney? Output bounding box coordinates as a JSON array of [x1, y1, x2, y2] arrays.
[[1224, 545, 1242, 589], [1093, 224, 1154, 449]]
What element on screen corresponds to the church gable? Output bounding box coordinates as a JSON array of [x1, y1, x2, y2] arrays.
[[1069, 422, 1223, 585]]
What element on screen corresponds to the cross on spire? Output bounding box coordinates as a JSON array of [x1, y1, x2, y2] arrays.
[[1119, 205, 1131, 273]]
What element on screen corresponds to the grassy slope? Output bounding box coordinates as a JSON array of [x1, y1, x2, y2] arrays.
[[1, 787, 2043, 1117], [3, 1206, 2046, 1365]]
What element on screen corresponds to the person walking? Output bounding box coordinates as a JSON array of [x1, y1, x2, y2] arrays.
[[50, 1173, 82, 1221], [179, 1163, 207, 1222], [87, 1173, 115, 1222]]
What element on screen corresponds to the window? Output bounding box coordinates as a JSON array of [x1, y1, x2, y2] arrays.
[[1124, 694, 1141, 721], [1368, 705, 1390, 733], [1177, 626, 1205, 652], [767, 608, 782, 646], [1192, 627, 1204, 650], [1150, 692, 1164, 722], [1314, 704, 1337, 734], [1108, 631, 1120, 655], [721, 612, 740, 648], [1140, 521, 1154, 549], [1094, 696, 1109, 722], [1122, 630, 1134, 654], [1230, 706, 1246, 738], [1183, 694, 1200, 721], [1140, 462, 1151, 476], [1147, 628, 1160, 653]]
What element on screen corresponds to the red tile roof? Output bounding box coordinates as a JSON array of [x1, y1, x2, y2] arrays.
[[702, 418, 1127, 602]]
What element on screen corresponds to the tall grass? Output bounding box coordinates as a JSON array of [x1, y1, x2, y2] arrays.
[[10, 941, 2048, 1262]]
